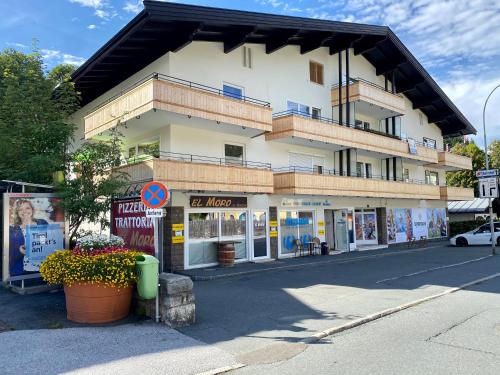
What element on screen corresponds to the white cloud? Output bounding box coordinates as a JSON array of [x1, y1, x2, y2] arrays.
[[5, 42, 29, 49], [68, 0, 117, 21], [87, 24, 96, 30], [123, 1, 143, 14], [41, 49, 86, 67], [69, 0, 105, 9]]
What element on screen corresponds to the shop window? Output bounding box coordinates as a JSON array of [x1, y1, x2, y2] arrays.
[[312, 107, 321, 119], [188, 212, 219, 267], [223, 84, 243, 100], [221, 211, 247, 260], [425, 170, 439, 186], [280, 211, 314, 255], [309, 61, 324, 85], [355, 209, 378, 242], [224, 143, 244, 165]]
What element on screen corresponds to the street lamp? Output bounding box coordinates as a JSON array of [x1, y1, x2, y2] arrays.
[[482, 83, 500, 255]]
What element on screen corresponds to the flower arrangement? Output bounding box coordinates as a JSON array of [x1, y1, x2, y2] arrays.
[[40, 234, 142, 288]]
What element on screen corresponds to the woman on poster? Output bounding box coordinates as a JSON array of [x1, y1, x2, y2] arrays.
[[9, 199, 48, 276]]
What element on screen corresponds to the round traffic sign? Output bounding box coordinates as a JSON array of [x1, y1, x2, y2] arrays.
[[141, 181, 170, 209]]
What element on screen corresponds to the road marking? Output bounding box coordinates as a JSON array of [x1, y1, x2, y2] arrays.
[[195, 363, 246, 375], [375, 255, 493, 284], [304, 271, 500, 343]]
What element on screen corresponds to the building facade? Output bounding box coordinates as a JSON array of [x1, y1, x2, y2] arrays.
[[71, 1, 476, 270]]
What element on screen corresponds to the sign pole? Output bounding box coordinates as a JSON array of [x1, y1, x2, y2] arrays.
[[154, 216, 160, 323], [482, 85, 500, 256]]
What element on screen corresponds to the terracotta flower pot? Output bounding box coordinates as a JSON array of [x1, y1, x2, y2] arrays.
[[64, 282, 133, 324]]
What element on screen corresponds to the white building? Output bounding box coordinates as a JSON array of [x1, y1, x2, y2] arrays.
[[71, 1, 476, 270]]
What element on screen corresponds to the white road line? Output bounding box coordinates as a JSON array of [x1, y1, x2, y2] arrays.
[[375, 255, 493, 284], [195, 363, 246, 375]]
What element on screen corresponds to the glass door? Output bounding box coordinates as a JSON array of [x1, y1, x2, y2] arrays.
[[252, 211, 268, 259], [334, 210, 349, 251]]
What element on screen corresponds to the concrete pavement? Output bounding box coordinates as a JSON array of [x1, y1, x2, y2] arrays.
[[232, 274, 500, 374]]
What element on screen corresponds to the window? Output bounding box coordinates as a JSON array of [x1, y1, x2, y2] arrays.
[[425, 170, 439, 186], [423, 137, 436, 149], [287, 101, 310, 116], [223, 84, 243, 100], [356, 162, 364, 177], [309, 61, 324, 85], [312, 107, 321, 119], [313, 165, 323, 174], [403, 168, 409, 182], [224, 144, 244, 165], [243, 46, 252, 69], [365, 163, 372, 178]]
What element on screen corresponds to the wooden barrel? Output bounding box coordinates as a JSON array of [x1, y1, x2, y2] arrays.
[[218, 243, 235, 267]]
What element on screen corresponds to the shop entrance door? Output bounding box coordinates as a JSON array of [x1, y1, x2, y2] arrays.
[[251, 210, 268, 260], [334, 210, 349, 251]]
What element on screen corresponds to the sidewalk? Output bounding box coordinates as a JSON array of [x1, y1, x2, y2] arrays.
[[179, 241, 445, 280]]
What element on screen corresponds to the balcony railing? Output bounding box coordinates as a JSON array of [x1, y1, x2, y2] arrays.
[[116, 152, 273, 194], [273, 166, 442, 200], [331, 77, 406, 116], [84, 73, 272, 138]]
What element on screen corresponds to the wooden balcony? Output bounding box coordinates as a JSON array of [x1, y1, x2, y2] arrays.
[[331, 78, 406, 118], [436, 151, 473, 171], [116, 156, 274, 194], [273, 171, 441, 200], [440, 186, 475, 201], [266, 113, 438, 164], [84, 73, 272, 139]]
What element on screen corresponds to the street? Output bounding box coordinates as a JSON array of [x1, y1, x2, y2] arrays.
[[2, 243, 500, 374]]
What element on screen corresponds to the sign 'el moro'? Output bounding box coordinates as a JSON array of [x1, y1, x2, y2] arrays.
[[190, 196, 247, 208]]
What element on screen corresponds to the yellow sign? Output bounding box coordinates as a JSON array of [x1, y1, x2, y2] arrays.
[[172, 223, 184, 231], [269, 220, 278, 227], [172, 236, 184, 244], [269, 231, 278, 238], [318, 229, 325, 235], [318, 221, 325, 227]]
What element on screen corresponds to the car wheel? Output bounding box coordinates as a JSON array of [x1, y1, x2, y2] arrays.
[[456, 237, 468, 247]]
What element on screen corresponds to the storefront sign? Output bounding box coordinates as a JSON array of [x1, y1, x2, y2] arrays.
[[269, 231, 278, 238], [318, 221, 325, 227], [318, 229, 325, 235], [281, 198, 331, 207], [111, 198, 154, 255], [269, 220, 278, 227], [172, 223, 184, 231], [3, 193, 66, 282], [172, 236, 184, 244], [190, 196, 247, 208]]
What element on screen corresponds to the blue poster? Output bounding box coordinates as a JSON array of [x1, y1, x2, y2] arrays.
[[24, 224, 64, 271]]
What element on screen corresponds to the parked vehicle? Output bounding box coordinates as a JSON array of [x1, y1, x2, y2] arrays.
[[450, 222, 500, 246]]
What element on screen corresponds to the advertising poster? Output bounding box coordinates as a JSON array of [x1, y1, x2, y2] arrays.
[[427, 208, 447, 238], [111, 198, 154, 255], [355, 212, 363, 241], [3, 193, 65, 281], [412, 208, 428, 240], [386, 208, 397, 243], [363, 212, 377, 241]]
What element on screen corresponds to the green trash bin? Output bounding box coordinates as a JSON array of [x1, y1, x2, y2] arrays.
[[135, 254, 159, 299]]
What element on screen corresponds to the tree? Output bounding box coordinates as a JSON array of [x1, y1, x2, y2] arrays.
[[446, 141, 485, 195], [56, 130, 128, 245], [0, 49, 79, 184], [488, 140, 500, 170]]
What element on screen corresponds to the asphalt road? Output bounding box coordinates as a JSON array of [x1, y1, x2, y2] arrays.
[[232, 274, 500, 375], [179, 244, 500, 366]]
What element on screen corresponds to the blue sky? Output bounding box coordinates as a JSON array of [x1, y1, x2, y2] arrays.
[[1, 0, 499, 145]]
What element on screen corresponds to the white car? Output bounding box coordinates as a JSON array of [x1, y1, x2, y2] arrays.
[[450, 222, 500, 246]]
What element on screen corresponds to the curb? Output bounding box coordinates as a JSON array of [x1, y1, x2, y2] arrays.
[[183, 245, 443, 281], [196, 363, 246, 375], [304, 271, 500, 343]]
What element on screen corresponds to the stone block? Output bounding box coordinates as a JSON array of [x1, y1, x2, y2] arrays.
[[161, 303, 196, 328], [163, 293, 195, 308], [159, 273, 193, 295]]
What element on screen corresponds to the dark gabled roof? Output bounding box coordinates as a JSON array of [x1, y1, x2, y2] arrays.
[[72, 1, 476, 136]]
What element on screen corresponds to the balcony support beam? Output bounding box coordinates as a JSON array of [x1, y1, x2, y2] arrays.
[[265, 29, 300, 54], [223, 26, 257, 53]]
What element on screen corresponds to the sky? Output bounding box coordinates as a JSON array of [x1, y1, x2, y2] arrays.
[[1, 0, 499, 147]]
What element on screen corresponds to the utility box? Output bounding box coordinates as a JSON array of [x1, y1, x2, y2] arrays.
[[135, 255, 159, 299]]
